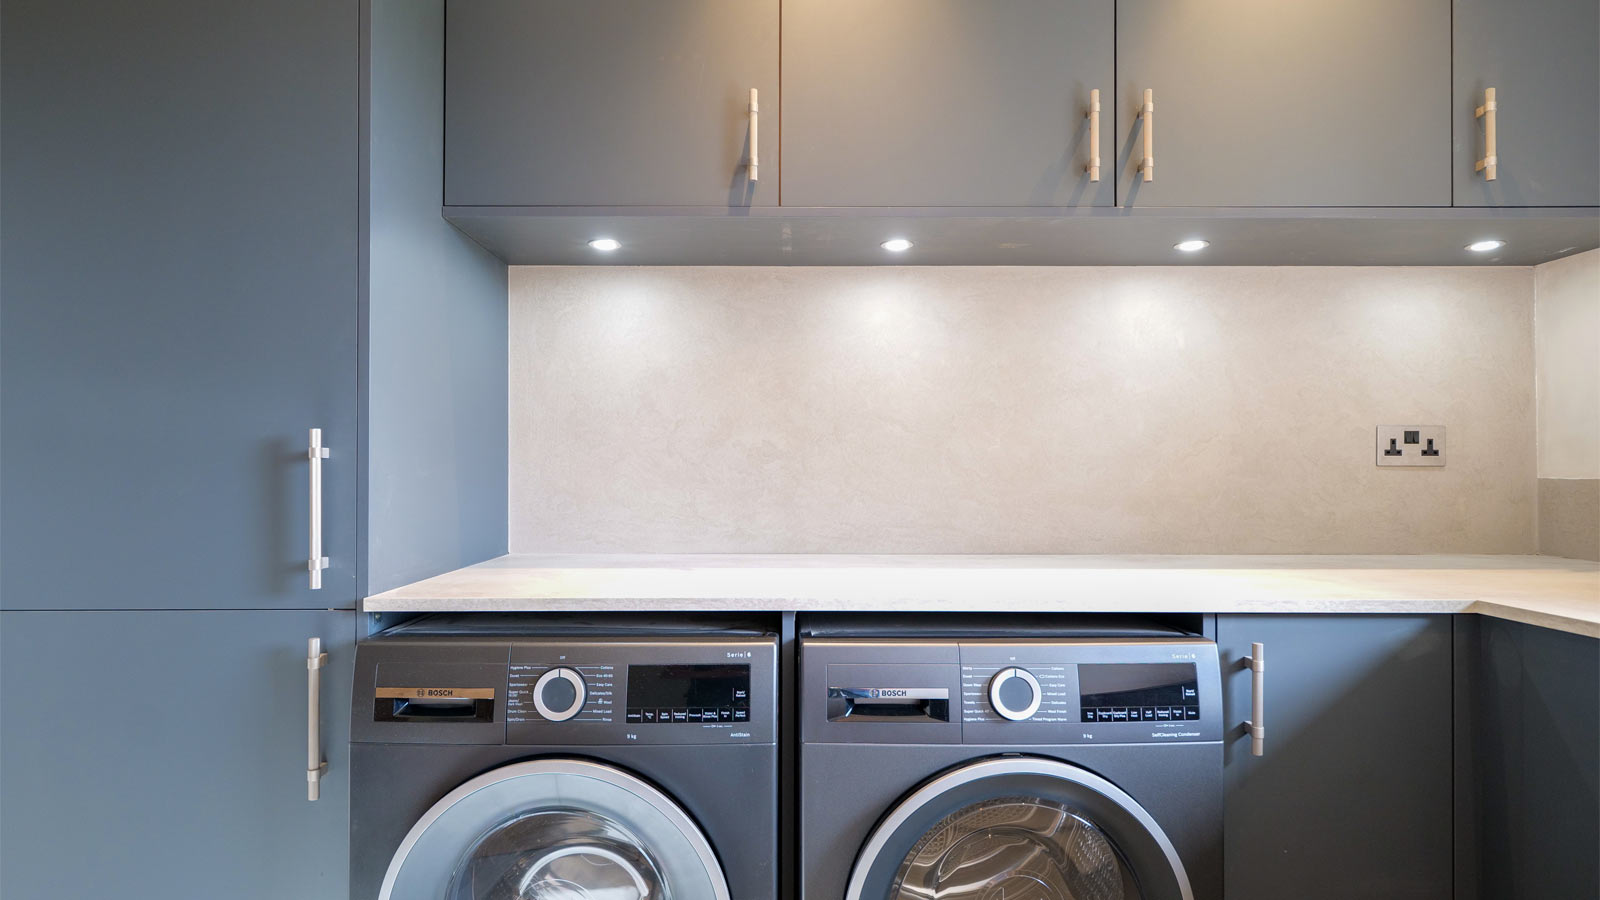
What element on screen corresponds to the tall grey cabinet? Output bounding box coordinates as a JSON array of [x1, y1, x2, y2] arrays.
[[1453, 0, 1600, 207], [0, 612, 354, 899], [781, 0, 1115, 207], [1219, 615, 1453, 899], [1, 0, 359, 610], [0, 2, 359, 898], [445, 0, 779, 207], [1115, 0, 1452, 207]]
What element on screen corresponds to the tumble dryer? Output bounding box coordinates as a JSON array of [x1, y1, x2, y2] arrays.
[[800, 630, 1222, 900], [350, 616, 777, 900]]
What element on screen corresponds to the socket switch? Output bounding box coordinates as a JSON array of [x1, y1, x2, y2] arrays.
[[1376, 425, 1444, 467]]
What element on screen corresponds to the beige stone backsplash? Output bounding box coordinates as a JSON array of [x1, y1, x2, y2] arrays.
[[510, 266, 1536, 555]]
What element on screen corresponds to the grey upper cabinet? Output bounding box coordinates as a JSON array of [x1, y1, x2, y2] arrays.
[[1116, 0, 1452, 207], [0, 610, 354, 900], [1219, 615, 1453, 900], [0, 0, 358, 609], [782, 0, 1115, 207], [1453, 0, 1600, 207], [445, 0, 778, 208]]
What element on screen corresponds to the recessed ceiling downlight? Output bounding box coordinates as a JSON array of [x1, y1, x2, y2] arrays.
[[1465, 239, 1506, 253], [881, 238, 914, 252], [1173, 239, 1210, 252], [588, 238, 622, 251]]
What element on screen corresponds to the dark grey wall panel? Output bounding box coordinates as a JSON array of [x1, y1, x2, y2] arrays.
[[1219, 615, 1453, 900], [366, 0, 508, 597], [1, 0, 359, 609], [0, 610, 355, 899], [782, 0, 1114, 207], [1453, 0, 1600, 207], [1116, 0, 1452, 207], [445, 0, 778, 207], [1455, 616, 1599, 900]]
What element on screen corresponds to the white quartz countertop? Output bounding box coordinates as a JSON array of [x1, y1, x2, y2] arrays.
[[364, 554, 1600, 638]]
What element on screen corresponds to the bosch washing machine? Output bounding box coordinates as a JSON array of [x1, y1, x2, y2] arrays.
[[350, 616, 777, 900], [800, 625, 1222, 900]]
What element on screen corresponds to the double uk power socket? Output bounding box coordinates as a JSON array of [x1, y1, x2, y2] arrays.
[[1376, 425, 1445, 467]]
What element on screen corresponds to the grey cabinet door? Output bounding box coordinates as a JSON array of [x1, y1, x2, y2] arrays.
[[1453, 0, 1600, 207], [1116, 0, 1452, 207], [0, 610, 354, 900], [0, 1, 358, 609], [782, 0, 1114, 207], [1218, 615, 1452, 900], [445, 0, 778, 207]]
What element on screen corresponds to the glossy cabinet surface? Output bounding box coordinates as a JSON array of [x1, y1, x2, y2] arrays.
[[445, 0, 779, 207], [0, 610, 355, 900], [1452, 0, 1600, 206], [0, 0, 359, 609], [1219, 614, 1453, 900], [781, 0, 1114, 207], [1114, 0, 1452, 207]]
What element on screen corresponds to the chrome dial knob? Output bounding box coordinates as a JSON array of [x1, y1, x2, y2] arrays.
[[532, 667, 586, 722], [988, 667, 1042, 721]]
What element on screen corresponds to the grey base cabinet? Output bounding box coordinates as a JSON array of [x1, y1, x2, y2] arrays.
[[1455, 616, 1600, 900], [1218, 614, 1453, 900], [0, 610, 354, 900]]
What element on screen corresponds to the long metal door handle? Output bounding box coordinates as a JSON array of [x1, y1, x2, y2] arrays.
[[307, 428, 329, 589], [307, 637, 329, 801], [1475, 87, 1498, 181], [1086, 89, 1101, 182], [1139, 89, 1154, 182], [748, 88, 760, 183], [1242, 642, 1265, 756]]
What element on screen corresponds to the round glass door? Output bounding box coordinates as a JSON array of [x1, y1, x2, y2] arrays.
[[847, 758, 1191, 900], [382, 759, 729, 900]]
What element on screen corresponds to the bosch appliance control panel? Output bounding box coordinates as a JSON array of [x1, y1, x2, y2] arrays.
[[353, 634, 776, 747], [802, 637, 1221, 745]]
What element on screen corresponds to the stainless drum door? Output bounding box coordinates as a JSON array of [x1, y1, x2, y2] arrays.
[[846, 757, 1192, 900], [381, 759, 729, 900]]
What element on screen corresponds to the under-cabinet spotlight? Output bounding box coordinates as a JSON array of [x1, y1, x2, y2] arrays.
[[588, 238, 622, 252], [1173, 239, 1210, 252], [881, 238, 914, 252], [1465, 239, 1506, 253]]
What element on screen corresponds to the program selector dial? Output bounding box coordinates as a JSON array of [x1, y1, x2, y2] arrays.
[[988, 667, 1043, 721], [532, 667, 587, 722]]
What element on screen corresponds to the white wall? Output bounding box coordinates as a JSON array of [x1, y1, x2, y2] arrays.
[[1535, 248, 1600, 480], [508, 265, 1537, 555]]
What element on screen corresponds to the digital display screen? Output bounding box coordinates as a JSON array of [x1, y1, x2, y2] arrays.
[[1079, 663, 1199, 723], [626, 664, 751, 725]]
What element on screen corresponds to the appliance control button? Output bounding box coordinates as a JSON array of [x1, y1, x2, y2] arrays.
[[531, 667, 586, 722], [1184, 706, 1201, 720], [989, 668, 1042, 721]]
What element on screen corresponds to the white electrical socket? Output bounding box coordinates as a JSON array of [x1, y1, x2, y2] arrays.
[[1376, 425, 1445, 467]]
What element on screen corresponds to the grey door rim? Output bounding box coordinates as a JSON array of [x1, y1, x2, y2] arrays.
[[378, 757, 731, 900], [844, 755, 1194, 900]]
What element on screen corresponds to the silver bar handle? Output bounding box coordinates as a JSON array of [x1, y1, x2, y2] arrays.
[[307, 637, 329, 801], [748, 88, 760, 183], [307, 428, 329, 589], [1243, 642, 1265, 757]]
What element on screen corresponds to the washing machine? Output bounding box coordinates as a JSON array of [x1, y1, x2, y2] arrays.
[[350, 616, 777, 900], [800, 629, 1222, 900]]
